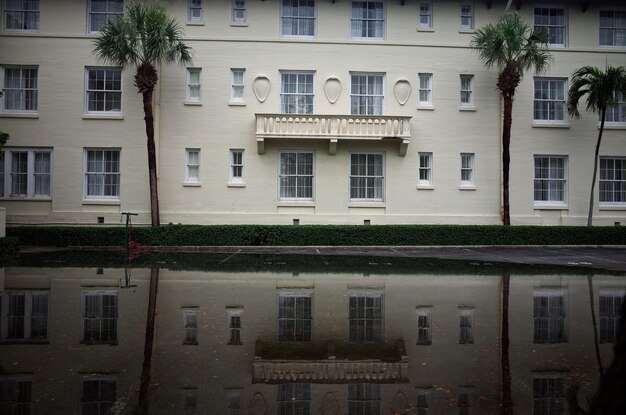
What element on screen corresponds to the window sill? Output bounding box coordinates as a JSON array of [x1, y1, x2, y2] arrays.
[[459, 28, 475, 34], [417, 27, 434, 32], [417, 105, 434, 111], [532, 122, 569, 128], [186, 21, 204, 26], [183, 182, 201, 187], [230, 22, 248, 27], [0, 340, 49, 345], [417, 184, 434, 190], [0, 197, 51, 201], [458, 185, 476, 191], [0, 112, 39, 118], [599, 205, 626, 211], [533, 204, 568, 210], [277, 201, 315, 207], [600, 123, 626, 130], [228, 101, 247, 106], [82, 199, 121, 205], [227, 181, 246, 187], [82, 114, 124, 120], [184, 100, 202, 106], [347, 201, 385, 208], [459, 105, 476, 112], [351, 37, 385, 42]]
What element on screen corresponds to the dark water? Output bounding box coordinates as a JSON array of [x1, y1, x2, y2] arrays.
[[0, 252, 624, 414]]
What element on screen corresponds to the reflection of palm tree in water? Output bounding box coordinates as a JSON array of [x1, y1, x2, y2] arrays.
[[501, 272, 513, 415]]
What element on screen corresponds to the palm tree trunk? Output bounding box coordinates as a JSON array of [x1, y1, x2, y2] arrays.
[[142, 88, 160, 227], [502, 93, 513, 226], [587, 107, 606, 227]]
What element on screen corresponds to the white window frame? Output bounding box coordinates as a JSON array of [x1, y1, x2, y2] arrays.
[[604, 90, 625, 125], [84, 67, 122, 115], [81, 291, 119, 345], [532, 373, 565, 415], [533, 7, 567, 47], [350, 0, 385, 40], [350, 72, 384, 115], [599, 157, 626, 206], [87, 0, 124, 34], [2, 0, 39, 31], [459, 74, 473, 107], [184, 148, 200, 184], [0, 65, 38, 113], [460, 153, 474, 188], [186, 68, 201, 103], [460, 3, 473, 31], [418, 152, 433, 187], [277, 383, 311, 415], [281, 0, 316, 38], [232, 0, 246, 24], [348, 384, 382, 413], [599, 290, 624, 343], [227, 308, 243, 345], [600, 10, 626, 47], [277, 292, 313, 342], [278, 150, 315, 201], [0, 148, 52, 198], [188, 0, 202, 23], [416, 389, 431, 415], [280, 71, 315, 114], [0, 291, 49, 343], [533, 155, 567, 206], [348, 291, 383, 343], [349, 152, 384, 202], [533, 77, 567, 124], [458, 308, 474, 344], [229, 149, 245, 185], [83, 148, 121, 200], [418, 73, 432, 107], [230, 68, 245, 103], [183, 309, 198, 345], [80, 376, 117, 415], [418, 1, 432, 30], [416, 307, 432, 345], [533, 290, 567, 343]]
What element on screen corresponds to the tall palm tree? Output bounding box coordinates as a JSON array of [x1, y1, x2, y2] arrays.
[[94, 1, 192, 227], [567, 65, 626, 227], [471, 12, 551, 225]]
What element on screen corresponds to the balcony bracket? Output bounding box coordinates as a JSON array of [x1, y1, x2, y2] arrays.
[[257, 137, 265, 154], [329, 139, 338, 155], [399, 139, 409, 157]]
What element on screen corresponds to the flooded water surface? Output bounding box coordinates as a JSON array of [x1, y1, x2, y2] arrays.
[[0, 252, 624, 414]]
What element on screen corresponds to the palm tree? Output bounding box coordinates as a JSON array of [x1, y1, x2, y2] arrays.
[[567, 65, 626, 227], [93, 1, 192, 227], [471, 12, 551, 225]]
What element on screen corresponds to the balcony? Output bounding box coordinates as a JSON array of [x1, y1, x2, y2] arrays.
[[255, 114, 412, 156]]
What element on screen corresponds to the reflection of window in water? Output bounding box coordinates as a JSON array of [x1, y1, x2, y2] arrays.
[[416, 307, 432, 345], [459, 308, 474, 345], [348, 384, 381, 415], [349, 293, 383, 343], [80, 377, 116, 415], [1, 291, 48, 342], [0, 378, 32, 414], [225, 388, 242, 415], [82, 291, 118, 345], [277, 383, 311, 415], [182, 388, 197, 414], [183, 310, 198, 345], [533, 291, 567, 343], [600, 291, 624, 343], [278, 294, 312, 342], [533, 374, 565, 415], [458, 390, 472, 415], [227, 309, 243, 345], [416, 389, 430, 415]]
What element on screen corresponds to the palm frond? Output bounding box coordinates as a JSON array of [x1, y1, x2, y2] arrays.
[[568, 65, 626, 118]]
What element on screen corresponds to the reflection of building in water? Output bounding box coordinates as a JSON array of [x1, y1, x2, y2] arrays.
[[0, 267, 624, 414]]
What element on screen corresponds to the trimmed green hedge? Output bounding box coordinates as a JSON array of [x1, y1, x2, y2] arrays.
[[7, 224, 626, 247]]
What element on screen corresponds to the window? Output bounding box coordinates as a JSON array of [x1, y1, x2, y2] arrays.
[[600, 10, 626, 47], [349, 293, 382, 342], [0, 148, 51, 198], [186, 68, 201, 102], [460, 74, 473, 106], [281, 0, 315, 37], [183, 389, 198, 415], [3, 0, 39, 31], [227, 309, 243, 345], [533, 78, 566, 122], [605, 90, 625, 123], [348, 384, 381, 415], [418, 73, 432, 106], [416, 389, 430, 415], [460, 4, 473, 30], [534, 7, 566, 46], [350, 153, 384, 201], [229, 149, 244, 184], [1, 66, 38, 112], [418, 1, 432, 30], [460, 153, 474, 187], [82, 291, 118, 345], [416, 308, 432, 345], [183, 310, 198, 345], [232, 0, 246, 23], [533, 374, 565, 415], [0, 379, 31, 414], [278, 294, 312, 342], [458, 391, 471, 415], [189, 0, 202, 22], [84, 149, 120, 199], [80, 378, 116, 415], [599, 291, 623, 343], [230, 69, 245, 102], [599, 157, 626, 205], [351, 1, 384, 39], [226, 389, 242, 415], [88, 0, 124, 33], [279, 151, 314, 201], [459, 308, 474, 344], [533, 291, 567, 343], [534, 156, 567, 205], [280, 72, 314, 114], [85, 68, 122, 114], [351, 73, 383, 115], [0, 292, 48, 342], [185, 149, 200, 183], [418, 152, 432, 186], [277, 384, 311, 415]]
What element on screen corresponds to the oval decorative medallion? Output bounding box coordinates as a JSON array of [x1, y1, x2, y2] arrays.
[[324, 77, 342, 104], [393, 78, 411, 105], [247, 392, 268, 415], [320, 392, 340, 415], [253, 75, 271, 103]]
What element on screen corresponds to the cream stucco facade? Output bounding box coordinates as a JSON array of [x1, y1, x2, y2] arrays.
[[0, 0, 625, 226]]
